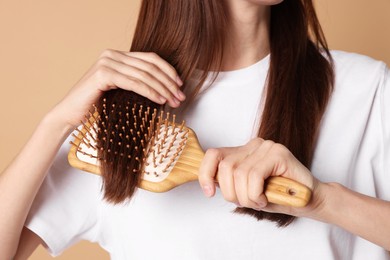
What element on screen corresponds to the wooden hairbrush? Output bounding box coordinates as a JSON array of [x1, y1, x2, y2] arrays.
[[68, 100, 312, 207]]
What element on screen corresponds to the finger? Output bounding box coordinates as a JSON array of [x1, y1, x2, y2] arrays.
[[227, 138, 264, 208], [237, 141, 275, 209], [233, 162, 265, 209], [247, 167, 268, 209], [245, 138, 272, 159], [122, 52, 183, 87], [232, 166, 249, 208], [112, 52, 186, 101], [198, 148, 221, 197], [97, 66, 168, 105], [218, 159, 239, 205], [96, 57, 181, 107], [242, 138, 265, 156]]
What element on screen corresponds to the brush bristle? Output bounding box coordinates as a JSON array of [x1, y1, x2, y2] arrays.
[[142, 115, 188, 181], [70, 90, 189, 203], [95, 90, 161, 203]]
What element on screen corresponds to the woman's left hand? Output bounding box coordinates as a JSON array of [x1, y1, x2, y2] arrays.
[[198, 138, 323, 216]]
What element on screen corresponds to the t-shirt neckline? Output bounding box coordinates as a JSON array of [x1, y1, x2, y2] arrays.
[[203, 54, 270, 84]]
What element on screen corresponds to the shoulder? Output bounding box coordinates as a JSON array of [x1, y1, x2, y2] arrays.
[[330, 50, 388, 85], [330, 50, 384, 66]]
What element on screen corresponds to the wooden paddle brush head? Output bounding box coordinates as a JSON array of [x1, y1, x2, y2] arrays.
[[68, 90, 203, 203], [68, 90, 162, 203]]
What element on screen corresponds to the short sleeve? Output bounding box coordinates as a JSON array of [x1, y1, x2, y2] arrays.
[[382, 65, 390, 175], [25, 133, 104, 257]]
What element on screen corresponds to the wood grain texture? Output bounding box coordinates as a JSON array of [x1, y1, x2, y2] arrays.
[[69, 122, 312, 207]]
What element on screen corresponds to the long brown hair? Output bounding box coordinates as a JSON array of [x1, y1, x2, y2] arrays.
[[99, 0, 334, 227]]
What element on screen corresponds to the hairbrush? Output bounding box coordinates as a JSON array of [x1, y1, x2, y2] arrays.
[[68, 96, 312, 207]]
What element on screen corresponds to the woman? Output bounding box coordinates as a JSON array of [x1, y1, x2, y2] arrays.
[[1, 0, 389, 259]]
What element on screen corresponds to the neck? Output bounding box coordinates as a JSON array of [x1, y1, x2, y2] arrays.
[[221, 1, 271, 71]]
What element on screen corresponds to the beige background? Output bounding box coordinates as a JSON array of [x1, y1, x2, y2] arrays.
[[0, 0, 389, 259]]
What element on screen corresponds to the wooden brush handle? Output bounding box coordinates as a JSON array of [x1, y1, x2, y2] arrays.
[[140, 128, 312, 207], [263, 176, 312, 207], [68, 122, 312, 207]]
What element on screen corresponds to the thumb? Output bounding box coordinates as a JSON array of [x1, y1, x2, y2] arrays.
[[198, 148, 224, 197]]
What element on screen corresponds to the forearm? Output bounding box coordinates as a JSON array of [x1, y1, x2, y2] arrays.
[[0, 49, 183, 258], [310, 182, 390, 251], [0, 110, 73, 258]]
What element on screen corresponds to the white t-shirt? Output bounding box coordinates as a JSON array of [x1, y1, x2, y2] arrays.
[[25, 51, 390, 260]]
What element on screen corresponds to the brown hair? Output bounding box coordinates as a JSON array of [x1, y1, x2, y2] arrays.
[[235, 0, 334, 226], [99, 0, 334, 227]]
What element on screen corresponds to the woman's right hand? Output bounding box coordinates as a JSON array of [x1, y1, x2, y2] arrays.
[[52, 49, 185, 129], [2, 50, 185, 257], [2, 49, 187, 259]]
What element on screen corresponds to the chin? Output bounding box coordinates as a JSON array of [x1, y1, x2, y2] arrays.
[[246, 0, 284, 5]]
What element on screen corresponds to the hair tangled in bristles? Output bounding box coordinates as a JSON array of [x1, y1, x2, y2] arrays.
[[97, 90, 161, 203]]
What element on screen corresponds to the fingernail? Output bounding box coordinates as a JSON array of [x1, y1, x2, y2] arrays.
[[159, 96, 167, 103], [176, 76, 183, 86], [202, 185, 213, 197], [176, 90, 186, 101], [173, 97, 180, 105], [257, 201, 266, 208]]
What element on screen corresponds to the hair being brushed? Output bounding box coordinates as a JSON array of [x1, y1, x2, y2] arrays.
[[99, 0, 334, 227]]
